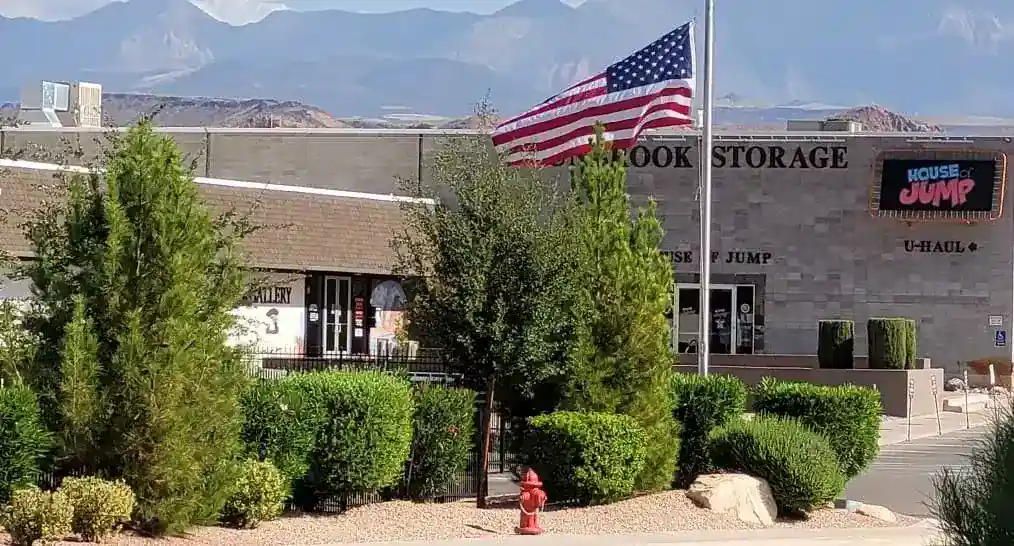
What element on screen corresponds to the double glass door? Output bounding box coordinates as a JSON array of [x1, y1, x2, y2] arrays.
[[323, 276, 351, 353], [673, 283, 755, 355]]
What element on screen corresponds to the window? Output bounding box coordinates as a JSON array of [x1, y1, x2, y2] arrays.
[[674, 283, 756, 355]]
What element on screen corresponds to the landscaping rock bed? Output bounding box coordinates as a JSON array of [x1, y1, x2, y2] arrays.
[[6, 491, 919, 545]]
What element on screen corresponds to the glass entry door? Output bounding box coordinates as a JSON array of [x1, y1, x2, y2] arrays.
[[675, 283, 755, 355], [323, 276, 352, 353]]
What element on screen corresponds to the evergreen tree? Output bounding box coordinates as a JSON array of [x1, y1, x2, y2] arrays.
[[566, 126, 679, 491], [19, 120, 252, 535]]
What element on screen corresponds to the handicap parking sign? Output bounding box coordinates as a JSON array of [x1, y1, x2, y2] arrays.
[[996, 330, 1007, 347]]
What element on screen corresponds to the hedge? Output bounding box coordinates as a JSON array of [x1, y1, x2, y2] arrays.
[[240, 371, 414, 508], [817, 320, 854, 369], [405, 384, 476, 501], [671, 373, 747, 487], [752, 377, 881, 479], [0, 385, 51, 505], [522, 411, 646, 505], [710, 416, 846, 515], [867, 318, 913, 370]]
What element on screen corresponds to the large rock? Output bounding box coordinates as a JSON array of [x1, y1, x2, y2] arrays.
[[686, 473, 777, 526], [855, 502, 897, 523]]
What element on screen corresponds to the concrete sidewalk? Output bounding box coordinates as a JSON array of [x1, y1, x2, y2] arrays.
[[879, 408, 991, 446], [322, 520, 941, 546]]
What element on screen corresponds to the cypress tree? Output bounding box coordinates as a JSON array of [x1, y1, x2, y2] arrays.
[[566, 126, 679, 491], [19, 120, 252, 534]]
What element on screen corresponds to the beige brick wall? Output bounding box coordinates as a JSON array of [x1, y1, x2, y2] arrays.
[[4, 127, 1011, 375]]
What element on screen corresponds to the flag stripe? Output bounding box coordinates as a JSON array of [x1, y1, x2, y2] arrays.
[[493, 81, 691, 146], [499, 77, 609, 127], [505, 109, 693, 166], [492, 20, 696, 167], [503, 92, 692, 155]]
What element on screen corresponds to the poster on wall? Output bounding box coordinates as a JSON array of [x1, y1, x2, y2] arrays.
[[230, 274, 306, 354], [870, 150, 1007, 221]]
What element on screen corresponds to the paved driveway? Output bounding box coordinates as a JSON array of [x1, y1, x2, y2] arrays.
[[844, 426, 987, 517]]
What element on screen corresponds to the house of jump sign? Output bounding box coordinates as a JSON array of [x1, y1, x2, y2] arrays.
[[553, 144, 849, 169]]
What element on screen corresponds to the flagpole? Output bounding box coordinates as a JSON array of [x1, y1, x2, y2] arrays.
[[698, 0, 715, 376]]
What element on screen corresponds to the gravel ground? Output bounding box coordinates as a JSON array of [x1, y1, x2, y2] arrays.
[[5, 491, 919, 545]]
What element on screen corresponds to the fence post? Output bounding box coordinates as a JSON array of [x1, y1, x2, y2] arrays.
[[477, 379, 496, 509]]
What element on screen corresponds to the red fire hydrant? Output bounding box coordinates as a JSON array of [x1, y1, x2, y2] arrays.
[[517, 468, 547, 535]]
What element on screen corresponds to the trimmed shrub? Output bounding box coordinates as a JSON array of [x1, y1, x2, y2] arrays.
[[0, 386, 51, 505], [671, 373, 747, 487], [221, 459, 288, 529], [752, 378, 881, 479], [710, 416, 846, 515], [297, 371, 414, 502], [522, 411, 646, 505], [904, 319, 917, 369], [867, 318, 910, 370], [58, 477, 135, 542], [240, 379, 317, 480], [817, 320, 854, 369], [405, 384, 476, 501], [1, 487, 74, 546]]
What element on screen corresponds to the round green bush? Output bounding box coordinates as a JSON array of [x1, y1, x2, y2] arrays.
[[1, 487, 74, 546], [298, 371, 414, 500], [405, 384, 476, 501], [710, 416, 846, 515], [0, 385, 51, 505], [752, 378, 881, 479], [59, 476, 135, 542], [817, 319, 854, 369], [221, 459, 288, 529], [239, 378, 317, 480], [671, 373, 747, 487], [522, 411, 646, 505], [867, 318, 910, 370]]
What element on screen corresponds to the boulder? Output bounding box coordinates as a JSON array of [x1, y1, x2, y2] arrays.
[[945, 377, 966, 392], [855, 502, 897, 523], [686, 473, 777, 526]]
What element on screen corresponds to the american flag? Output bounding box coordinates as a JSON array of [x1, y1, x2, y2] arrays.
[[492, 20, 696, 166]]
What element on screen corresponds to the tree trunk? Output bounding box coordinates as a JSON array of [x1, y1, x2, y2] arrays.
[[476, 378, 496, 508]]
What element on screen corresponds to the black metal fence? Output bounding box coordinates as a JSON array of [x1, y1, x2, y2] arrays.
[[244, 346, 519, 512]]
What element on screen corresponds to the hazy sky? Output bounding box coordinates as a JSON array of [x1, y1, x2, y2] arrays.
[[0, 0, 589, 22]]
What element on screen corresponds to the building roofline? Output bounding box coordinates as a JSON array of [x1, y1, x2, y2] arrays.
[[4, 126, 1012, 140], [0, 159, 436, 205]]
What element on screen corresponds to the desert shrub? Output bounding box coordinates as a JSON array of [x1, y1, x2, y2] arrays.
[[296, 371, 414, 503], [0, 385, 51, 504], [221, 459, 288, 529], [817, 320, 854, 369], [521, 411, 646, 505], [867, 318, 911, 369], [967, 356, 1013, 376], [710, 416, 846, 515], [58, 476, 135, 542], [932, 398, 1014, 544], [1, 487, 73, 546], [752, 378, 881, 479], [670, 373, 747, 487], [405, 384, 476, 501], [239, 379, 317, 480]]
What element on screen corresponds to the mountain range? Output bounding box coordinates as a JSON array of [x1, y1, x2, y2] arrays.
[[1, 0, 1014, 118]]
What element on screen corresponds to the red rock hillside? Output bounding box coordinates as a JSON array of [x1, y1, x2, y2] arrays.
[[824, 105, 942, 132]]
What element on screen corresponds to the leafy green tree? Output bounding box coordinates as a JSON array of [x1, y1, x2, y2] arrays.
[[18, 119, 254, 535], [565, 126, 679, 492], [393, 108, 589, 501]]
